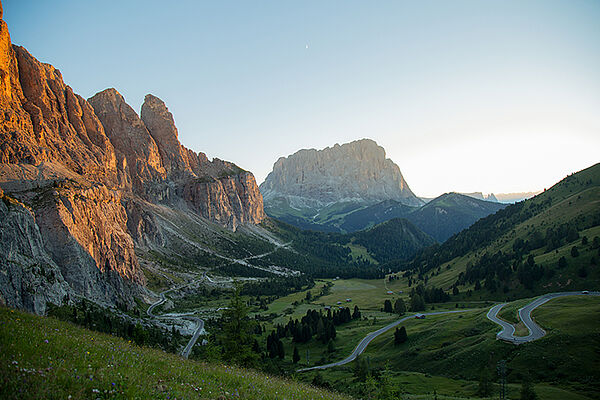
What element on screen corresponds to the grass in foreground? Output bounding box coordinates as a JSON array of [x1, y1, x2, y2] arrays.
[[0, 307, 352, 400]]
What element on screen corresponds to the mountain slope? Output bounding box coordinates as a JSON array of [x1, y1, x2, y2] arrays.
[[0, 9, 266, 314], [260, 216, 434, 278], [404, 192, 507, 242], [404, 163, 600, 298], [339, 199, 417, 232], [351, 218, 437, 263], [0, 306, 351, 400]]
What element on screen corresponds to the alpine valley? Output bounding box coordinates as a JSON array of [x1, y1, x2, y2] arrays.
[[1, 2, 599, 400]]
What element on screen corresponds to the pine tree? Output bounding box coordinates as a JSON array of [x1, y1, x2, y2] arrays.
[[277, 339, 284, 359], [394, 298, 406, 315], [410, 294, 425, 311], [383, 299, 393, 313], [292, 346, 300, 363], [327, 338, 335, 353], [220, 283, 258, 367], [394, 326, 407, 344], [558, 256, 567, 268], [571, 246, 579, 257], [476, 368, 493, 397], [352, 305, 361, 319]]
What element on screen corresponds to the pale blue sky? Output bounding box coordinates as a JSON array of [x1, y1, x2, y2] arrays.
[[5, 0, 600, 197]]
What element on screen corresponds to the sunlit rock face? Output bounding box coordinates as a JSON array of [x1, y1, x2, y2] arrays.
[[261, 139, 423, 209], [0, 9, 140, 312], [89, 91, 266, 229], [0, 4, 265, 314]]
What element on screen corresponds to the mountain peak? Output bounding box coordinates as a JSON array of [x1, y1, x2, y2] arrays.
[[261, 139, 422, 207]]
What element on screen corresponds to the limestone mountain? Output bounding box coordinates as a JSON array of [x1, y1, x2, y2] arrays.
[[462, 192, 499, 202], [0, 8, 265, 314], [88, 89, 265, 229], [260, 139, 423, 230]]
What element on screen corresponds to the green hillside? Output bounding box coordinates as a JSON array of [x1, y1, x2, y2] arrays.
[[351, 218, 436, 263], [339, 200, 417, 232], [0, 306, 351, 400], [404, 193, 507, 242], [264, 193, 506, 241], [307, 295, 600, 400], [261, 217, 435, 278], [401, 163, 600, 299]]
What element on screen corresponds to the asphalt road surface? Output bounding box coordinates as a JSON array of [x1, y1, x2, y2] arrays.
[[297, 309, 474, 372], [487, 291, 600, 345], [147, 286, 206, 359], [181, 318, 205, 359]]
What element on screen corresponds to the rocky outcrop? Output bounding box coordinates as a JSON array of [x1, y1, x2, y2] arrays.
[[141, 94, 193, 175], [0, 9, 140, 313], [0, 35, 117, 184], [0, 193, 72, 315], [89, 91, 265, 229], [88, 89, 166, 192], [36, 184, 143, 286], [261, 139, 422, 207], [183, 172, 266, 228], [0, 4, 266, 314]]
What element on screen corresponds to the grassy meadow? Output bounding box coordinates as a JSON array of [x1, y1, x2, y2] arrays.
[[0, 307, 352, 400]]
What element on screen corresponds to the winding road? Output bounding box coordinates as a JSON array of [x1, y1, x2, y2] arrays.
[[298, 290, 600, 372], [297, 309, 474, 372], [487, 291, 600, 344], [146, 238, 293, 359], [147, 282, 206, 359]]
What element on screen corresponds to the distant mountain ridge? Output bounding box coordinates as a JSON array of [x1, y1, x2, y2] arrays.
[[403, 163, 600, 297], [404, 193, 507, 242], [260, 140, 511, 239], [462, 192, 499, 202]]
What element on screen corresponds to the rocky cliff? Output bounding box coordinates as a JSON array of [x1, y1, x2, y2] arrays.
[[0, 8, 142, 312], [88, 90, 265, 229], [259, 139, 421, 232], [0, 5, 264, 314], [261, 139, 421, 207]]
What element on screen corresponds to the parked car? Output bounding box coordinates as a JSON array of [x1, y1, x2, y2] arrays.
[[415, 314, 426, 319]]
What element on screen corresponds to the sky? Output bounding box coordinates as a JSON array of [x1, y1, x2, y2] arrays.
[[4, 0, 600, 198]]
